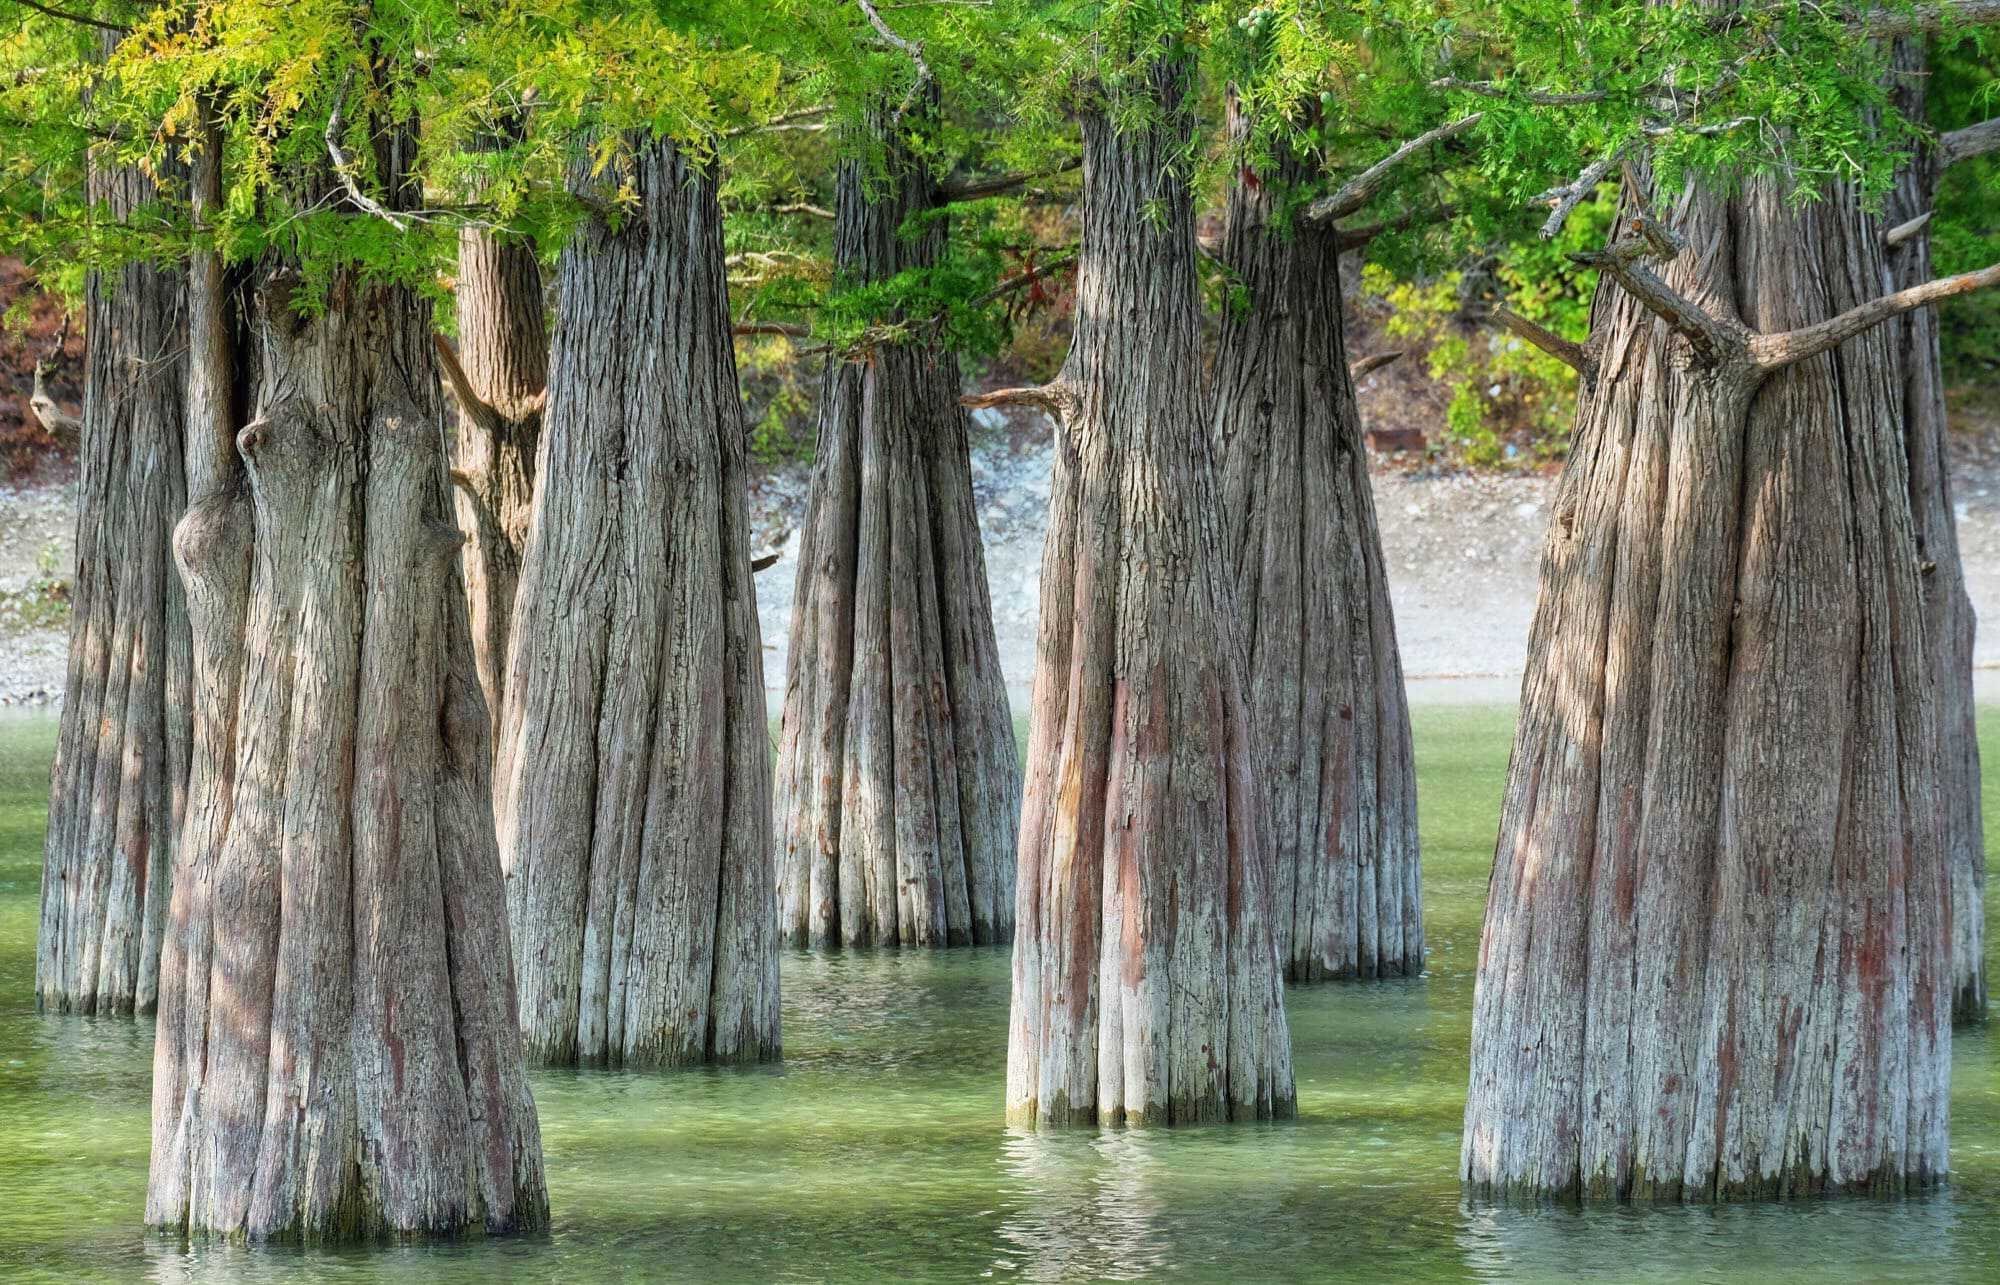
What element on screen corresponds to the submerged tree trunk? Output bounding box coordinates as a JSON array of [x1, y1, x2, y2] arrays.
[[998, 59, 1294, 1127], [1462, 173, 1953, 1201], [1885, 43, 1984, 1025], [147, 259, 547, 1240], [36, 150, 191, 1017], [494, 137, 779, 1067], [772, 121, 1020, 950], [1213, 117, 1422, 984], [444, 223, 545, 729]]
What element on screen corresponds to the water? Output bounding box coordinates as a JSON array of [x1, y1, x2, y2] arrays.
[[1, 706, 1995, 1283]]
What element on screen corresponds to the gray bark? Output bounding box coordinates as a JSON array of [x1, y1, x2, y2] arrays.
[[146, 95, 547, 1237], [495, 137, 780, 1067], [36, 148, 191, 1017], [1004, 58, 1294, 1127], [446, 221, 545, 730], [1462, 171, 1952, 1201], [1213, 110, 1422, 983], [1885, 42, 1984, 1024], [772, 117, 1020, 949]]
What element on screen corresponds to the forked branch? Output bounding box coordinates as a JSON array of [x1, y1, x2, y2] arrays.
[[1304, 112, 1484, 225], [326, 69, 408, 232], [1749, 258, 2000, 371], [1573, 236, 1749, 366], [856, 0, 933, 125]]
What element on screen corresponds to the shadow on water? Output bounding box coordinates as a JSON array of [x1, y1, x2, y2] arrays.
[[0, 706, 1994, 1281]]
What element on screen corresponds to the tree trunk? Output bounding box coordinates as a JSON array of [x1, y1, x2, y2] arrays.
[[1461, 173, 1952, 1201], [146, 252, 548, 1238], [772, 120, 1021, 949], [494, 137, 779, 1067], [1885, 42, 1984, 1025], [1004, 59, 1294, 1127], [36, 149, 191, 1017], [447, 224, 545, 730], [1213, 113, 1422, 984]]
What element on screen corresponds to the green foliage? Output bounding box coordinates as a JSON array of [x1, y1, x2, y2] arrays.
[[1933, 43, 2000, 385]]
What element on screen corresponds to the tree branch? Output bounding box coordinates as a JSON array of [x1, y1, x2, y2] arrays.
[[1537, 150, 1621, 240], [1941, 115, 2000, 169], [856, 0, 933, 125], [769, 201, 835, 220], [1886, 212, 1932, 248], [325, 68, 408, 232], [1490, 308, 1589, 374], [963, 249, 1076, 311], [1349, 351, 1404, 381], [3, 0, 125, 33], [733, 321, 813, 339], [1750, 258, 2000, 371], [938, 158, 1080, 202], [722, 106, 831, 140], [1430, 76, 1605, 105], [1573, 236, 1749, 366], [1304, 112, 1483, 224], [1851, 2, 2000, 37], [751, 551, 783, 573], [1334, 203, 1457, 251], [433, 335, 504, 438], [961, 382, 1073, 418]]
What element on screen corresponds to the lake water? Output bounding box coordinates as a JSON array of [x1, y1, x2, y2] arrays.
[[1, 706, 1995, 1282]]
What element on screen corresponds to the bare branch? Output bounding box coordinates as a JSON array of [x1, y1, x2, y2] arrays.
[[1430, 76, 1605, 106], [1490, 308, 1589, 374], [325, 69, 408, 232], [856, 0, 933, 125], [1886, 212, 1932, 248], [1334, 203, 1457, 251], [769, 201, 835, 220], [1941, 115, 2000, 169], [722, 106, 832, 140], [961, 382, 1073, 418], [939, 158, 1080, 202], [733, 321, 813, 339], [1349, 351, 1404, 381], [1537, 150, 1620, 240], [1573, 237, 1749, 366], [751, 551, 783, 574], [963, 249, 1076, 311], [2, 0, 125, 33], [1852, 2, 2000, 37], [1750, 258, 2000, 371], [433, 335, 504, 438], [1304, 112, 1484, 224]]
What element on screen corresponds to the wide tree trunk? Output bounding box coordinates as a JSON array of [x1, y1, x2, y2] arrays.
[[1461, 173, 1952, 1201], [1213, 117, 1422, 983], [772, 122, 1020, 949], [494, 137, 779, 1067], [147, 247, 548, 1238], [1002, 59, 1294, 1127], [1885, 42, 1984, 1025], [36, 152, 191, 1016], [446, 223, 545, 729]]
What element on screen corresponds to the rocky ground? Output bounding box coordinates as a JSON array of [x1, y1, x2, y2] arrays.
[[7, 404, 2000, 709]]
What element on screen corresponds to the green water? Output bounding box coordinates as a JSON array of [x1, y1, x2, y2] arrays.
[[1, 706, 1995, 1283]]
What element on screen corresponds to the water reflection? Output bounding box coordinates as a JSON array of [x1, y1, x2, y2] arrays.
[[1457, 1193, 1981, 1283], [995, 1127, 1175, 1281]]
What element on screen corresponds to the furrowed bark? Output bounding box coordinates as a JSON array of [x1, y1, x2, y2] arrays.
[[1005, 57, 1294, 1128], [495, 136, 779, 1067], [1462, 168, 1952, 1202], [36, 119, 192, 1017], [772, 110, 1021, 950], [1885, 41, 1984, 1024], [446, 209, 545, 731], [1213, 103, 1422, 983], [146, 105, 546, 1242]]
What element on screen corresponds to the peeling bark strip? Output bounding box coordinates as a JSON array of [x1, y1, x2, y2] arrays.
[[1885, 42, 1984, 1025], [147, 264, 548, 1240], [1214, 107, 1422, 984], [1461, 171, 1953, 1202], [495, 137, 780, 1067], [37, 149, 191, 1018], [773, 118, 1021, 950], [445, 218, 546, 733], [1005, 58, 1294, 1128]]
